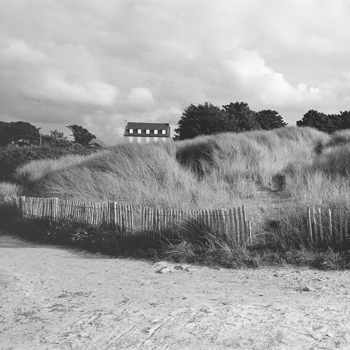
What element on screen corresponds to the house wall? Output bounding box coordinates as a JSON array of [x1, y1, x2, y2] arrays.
[[128, 137, 168, 143]]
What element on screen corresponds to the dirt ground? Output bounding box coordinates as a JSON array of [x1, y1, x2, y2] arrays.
[[1, 232, 350, 350]]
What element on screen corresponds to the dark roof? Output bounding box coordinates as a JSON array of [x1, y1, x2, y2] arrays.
[[125, 122, 170, 130], [88, 139, 108, 147], [124, 122, 171, 137]]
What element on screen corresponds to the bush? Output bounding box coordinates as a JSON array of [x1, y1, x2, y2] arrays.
[[0, 145, 98, 182]]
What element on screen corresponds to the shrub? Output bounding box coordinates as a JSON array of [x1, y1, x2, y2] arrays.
[[0, 145, 98, 182]]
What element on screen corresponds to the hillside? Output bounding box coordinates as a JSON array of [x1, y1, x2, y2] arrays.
[[6, 127, 350, 236]]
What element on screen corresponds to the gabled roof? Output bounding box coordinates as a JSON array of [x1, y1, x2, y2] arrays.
[[88, 139, 108, 147], [125, 122, 170, 130]]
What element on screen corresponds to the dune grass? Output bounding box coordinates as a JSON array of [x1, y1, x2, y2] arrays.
[[0, 182, 21, 199], [5, 126, 350, 268]]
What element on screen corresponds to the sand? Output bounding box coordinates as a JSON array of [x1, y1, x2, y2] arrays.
[[1, 232, 350, 349]]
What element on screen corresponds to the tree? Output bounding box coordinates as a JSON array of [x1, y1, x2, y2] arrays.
[[174, 102, 229, 140], [257, 110, 288, 130], [41, 130, 72, 147], [222, 102, 260, 132], [0, 122, 9, 146], [296, 110, 338, 134], [0, 121, 40, 146], [338, 111, 350, 130], [66, 125, 96, 146]]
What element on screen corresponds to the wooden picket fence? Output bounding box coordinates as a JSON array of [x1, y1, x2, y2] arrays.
[[307, 207, 350, 245], [5, 196, 253, 246]]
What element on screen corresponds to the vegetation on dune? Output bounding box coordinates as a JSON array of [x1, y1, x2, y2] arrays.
[[3, 126, 350, 268], [296, 109, 350, 134], [0, 121, 41, 146], [0, 145, 98, 183], [5, 126, 336, 209]]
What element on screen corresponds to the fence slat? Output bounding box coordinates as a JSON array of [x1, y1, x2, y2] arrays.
[[312, 207, 317, 244], [307, 207, 313, 242], [228, 209, 233, 243], [242, 206, 247, 244], [233, 208, 238, 246], [248, 221, 252, 244], [328, 209, 332, 244], [317, 207, 323, 243], [8, 196, 255, 246], [339, 209, 344, 244], [344, 213, 348, 244], [238, 207, 242, 245]]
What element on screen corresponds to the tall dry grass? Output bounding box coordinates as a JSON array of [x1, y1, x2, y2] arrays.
[[0, 182, 21, 199], [13, 126, 350, 249]]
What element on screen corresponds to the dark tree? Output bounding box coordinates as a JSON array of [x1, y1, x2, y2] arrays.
[[67, 125, 96, 146], [296, 110, 338, 134], [0, 121, 8, 146], [257, 110, 288, 130], [338, 111, 350, 130], [222, 102, 260, 132], [0, 121, 40, 146], [174, 102, 229, 140]]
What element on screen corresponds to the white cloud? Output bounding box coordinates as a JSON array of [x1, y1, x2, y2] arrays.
[[23, 69, 118, 106], [2, 0, 350, 139], [1, 38, 48, 64], [127, 87, 155, 109], [222, 48, 298, 106]]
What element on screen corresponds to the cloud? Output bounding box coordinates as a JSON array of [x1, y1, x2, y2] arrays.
[[23, 69, 118, 106], [221, 48, 317, 107], [127, 87, 155, 109], [1, 0, 350, 142], [1, 37, 48, 64]]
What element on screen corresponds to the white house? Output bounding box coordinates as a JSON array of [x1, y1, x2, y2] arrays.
[[124, 122, 171, 143]]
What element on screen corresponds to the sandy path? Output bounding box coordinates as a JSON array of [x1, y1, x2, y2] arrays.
[[1, 232, 350, 350]]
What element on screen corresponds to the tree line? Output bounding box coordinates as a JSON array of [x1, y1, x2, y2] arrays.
[[0, 122, 96, 147], [174, 102, 287, 140], [296, 110, 350, 134], [2, 104, 350, 146], [174, 102, 350, 140]]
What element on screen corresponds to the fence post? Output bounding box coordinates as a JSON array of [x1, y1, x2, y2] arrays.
[[328, 209, 332, 244], [307, 207, 312, 243], [242, 206, 247, 245], [19, 196, 26, 217], [221, 209, 227, 241], [51, 198, 56, 221], [344, 213, 348, 244], [317, 207, 323, 244], [233, 208, 238, 246], [339, 209, 344, 244], [130, 205, 134, 232], [248, 221, 252, 245], [228, 209, 234, 244], [237, 207, 242, 246], [312, 207, 317, 245]]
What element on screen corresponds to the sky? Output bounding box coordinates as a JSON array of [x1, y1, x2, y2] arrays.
[[1, 0, 350, 145]]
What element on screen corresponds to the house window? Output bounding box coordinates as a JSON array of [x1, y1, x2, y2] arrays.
[[137, 129, 141, 134], [161, 130, 166, 135], [154, 130, 158, 135], [146, 129, 150, 134], [129, 128, 133, 134]]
